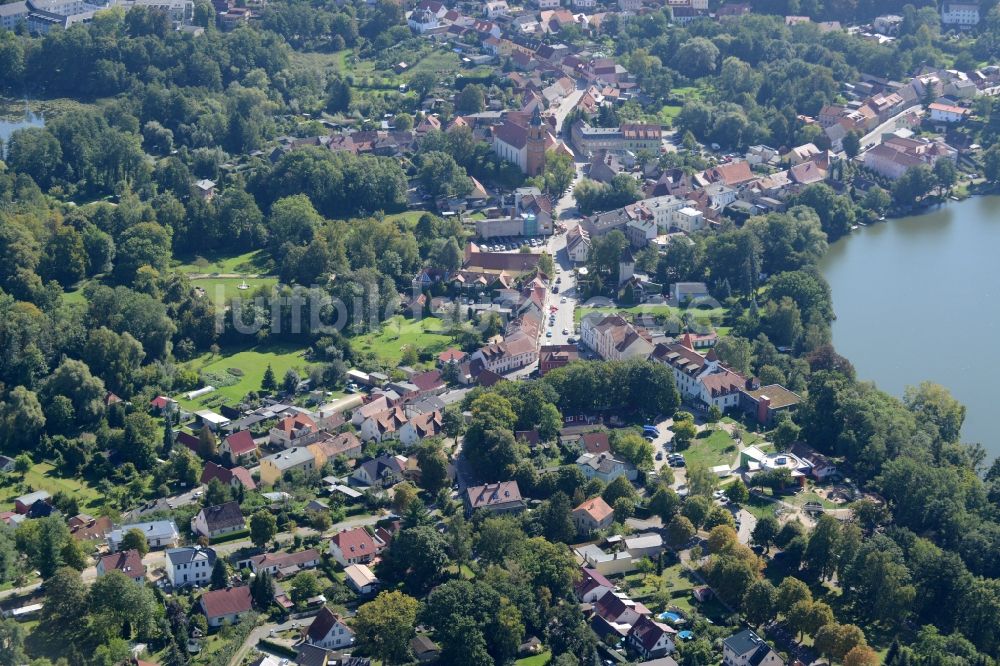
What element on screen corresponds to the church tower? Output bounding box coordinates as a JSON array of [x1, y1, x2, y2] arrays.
[[525, 107, 546, 177]]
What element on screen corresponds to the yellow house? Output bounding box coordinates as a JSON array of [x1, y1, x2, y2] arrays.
[[259, 447, 317, 486]]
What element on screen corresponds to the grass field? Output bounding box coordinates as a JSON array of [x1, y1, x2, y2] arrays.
[[682, 428, 741, 470], [515, 651, 551, 666], [351, 315, 452, 365], [659, 104, 683, 125], [173, 249, 273, 275], [0, 462, 103, 512], [191, 276, 279, 308], [575, 304, 727, 325], [176, 344, 314, 410]]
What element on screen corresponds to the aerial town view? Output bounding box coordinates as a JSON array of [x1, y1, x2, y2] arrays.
[[0, 1, 999, 666]]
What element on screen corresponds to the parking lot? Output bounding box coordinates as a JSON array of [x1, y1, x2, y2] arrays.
[[477, 235, 548, 253]]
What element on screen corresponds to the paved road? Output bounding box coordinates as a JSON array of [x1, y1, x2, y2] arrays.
[[228, 618, 300, 666], [859, 104, 923, 151]]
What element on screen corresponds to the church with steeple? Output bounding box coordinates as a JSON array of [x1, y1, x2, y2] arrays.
[[491, 106, 572, 176]]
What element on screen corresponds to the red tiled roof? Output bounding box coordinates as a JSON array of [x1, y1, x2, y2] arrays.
[[201, 586, 253, 619], [99, 548, 146, 578], [331, 527, 377, 557], [224, 430, 257, 455], [574, 497, 614, 523]]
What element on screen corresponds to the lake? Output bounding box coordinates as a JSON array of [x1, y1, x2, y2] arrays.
[[820, 195, 1000, 458], [0, 108, 45, 157]]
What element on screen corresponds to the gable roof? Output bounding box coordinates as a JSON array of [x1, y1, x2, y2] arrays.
[[307, 606, 351, 642], [705, 161, 755, 186], [580, 431, 610, 454], [330, 527, 377, 557], [465, 481, 523, 509], [574, 497, 614, 523], [224, 430, 257, 455], [630, 615, 676, 651], [99, 548, 146, 578], [198, 501, 245, 532], [201, 586, 252, 618]]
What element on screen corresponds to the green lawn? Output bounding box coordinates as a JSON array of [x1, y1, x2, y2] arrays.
[[173, 249, 273, 276], [175, 344, 314, 410], [659, 105, 683, 125], [190, 276, 279, 309], [351, 315, 452, 365], [682, 428, 741, 470], [574, 304, 727, 325], [515, 651, 551, 666], [383, 210, 430, 228], [0, 462, 103, 512]]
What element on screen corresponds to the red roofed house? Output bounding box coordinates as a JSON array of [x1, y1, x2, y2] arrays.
[[269, 414, 321, 448], [575, 567, 614, 602], [96, 548, 146, 584], [177, 431, 200, 454], [464, 481, 526, 515], [594, 590, 652, 625], [704, 161, 755, 187], [221, 430, 258, 465], [410, 369, 446, 395], [305, 606, 355, 650], [329, 527, 378, 567], [627, 615, 677, 659], [201, 461, 257, 491], [580, 431, 611, 455], [200, 586, 253, 627], [573, 497, 615, 534], [438, 348, 467, 366], [650, 341, 747, 413]]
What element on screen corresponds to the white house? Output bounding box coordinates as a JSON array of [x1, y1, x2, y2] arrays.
[[651, 340, 747, 412], [566, 226, 592, 263], [723, 630, 782, 666], [929, 102, 969, 123], [940, 2, 979, 27], [108, 520, 180, 552], [576, 452, 637, 483], [627, 616, 677, 660], [165, 546, 216, 588], [580, 314, 653, 361], [305, 607, 355, 650], [343, 563, 379, 595], [483, 0, 508, 18], [670, 206, 705, 233], [329, 527, 379, 567]]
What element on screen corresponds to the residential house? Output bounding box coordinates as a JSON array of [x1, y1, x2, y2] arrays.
[[351, 396, 390, 426], [246, 548, 321, 577], [577, 452, 637, 483], [0, 455, 14, 472], [722, 630, 782, 666], [201, 461, 257, 491], [269, 413, 321, 448], [305, 607, 355, 650], [575, 567, 614, 602], [165, 546, 216, 588], [295, 644, 332, 666], [359, 406, 408, 443], [308, 432, 363, 468], [539, 344, 580, 375], [566, 225, 592, 263], [789, 442, 838, 480], [573, 497, 615, 533], [200, 586, 253, 627], [69, 514, 113, 541], [13, 490, 51, 515], [469, 331, 539, 375], [464, 481, 526, 514], [343, 563, 379, 595], [929, 102, 970, 123], [651, 342, 746, 413], [484, 0, 508, 18], [351, 455, 407, 488], [108, 520, 180, 551], [191, 501, 245, 539], [259, 447, 317, 486], [399, 410, 443, 447], [628, 616, 677, 660], [580, 431, 611, 455], [594, 590, 652, 625], [220, 430, 258, 465], [580, 314, 653, 361], [329, 527, 379, 566], [96, 549, 146, 583]]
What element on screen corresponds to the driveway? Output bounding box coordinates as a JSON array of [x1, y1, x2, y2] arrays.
[[228, 618, 301, 666]]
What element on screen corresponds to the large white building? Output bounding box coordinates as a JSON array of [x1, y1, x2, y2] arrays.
[[940, 2, 980, 28], [165, 546, 216, 588], [651, 337, 747, 412], [580, 314, 653, 361]]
